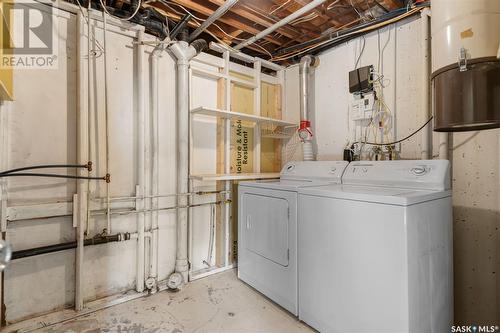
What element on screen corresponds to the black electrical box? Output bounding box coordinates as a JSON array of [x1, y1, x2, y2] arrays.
[[348, 65, 373, 94]]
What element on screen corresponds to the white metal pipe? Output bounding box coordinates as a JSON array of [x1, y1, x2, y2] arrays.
[[210, 42, 284, 72], [298, 55, 318, 161], [136, 30, 146, 293], [169, 40, 206, 285], [438, 132, 449, 160], [86, 2, 94, 236], [189, 0, 239, 41], [102, 11, 112, 234], [75, 11, 89, 311], [149, 47, 161, 289], [234, 0, 327, 50], [420, 9, 432, 160]]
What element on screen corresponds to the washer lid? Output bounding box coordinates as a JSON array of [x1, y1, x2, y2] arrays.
[[343, 160, 451, 191], [298, 184, 451, 206]]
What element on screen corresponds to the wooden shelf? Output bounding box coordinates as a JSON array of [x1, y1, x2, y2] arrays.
[[190, 173, 280, 181], [191, 107, 296, 127]]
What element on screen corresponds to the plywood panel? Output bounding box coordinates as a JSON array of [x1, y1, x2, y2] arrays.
[[261, 82, 282, 173]]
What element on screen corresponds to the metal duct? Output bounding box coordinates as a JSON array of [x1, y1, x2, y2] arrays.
[[431, 0, 500, 132], [298, 55, 319, 161]]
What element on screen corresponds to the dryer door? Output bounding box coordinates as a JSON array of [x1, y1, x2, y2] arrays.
[[243, 193, 289, 266], [238, 186, 298, 315]]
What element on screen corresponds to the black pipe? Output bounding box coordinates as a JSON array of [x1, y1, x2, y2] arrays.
[[11, 241, 77, 259], [177, 29, 189, 42], [0, 173, 109, 182], [170, 13, 192, 40], [191, 39, 208, 53], [11, 233, 129, 260], [131, 7, 170, 39], [0, 163, 91, 175]]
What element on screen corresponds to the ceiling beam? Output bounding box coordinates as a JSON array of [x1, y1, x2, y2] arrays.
[[168, 0, 287, 46], [208, 0, 312, 42]]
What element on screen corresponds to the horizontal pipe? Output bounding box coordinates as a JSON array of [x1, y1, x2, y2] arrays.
[[209, 42, 284, 72], [90, 190, 230, 202], [0, 163, 91, 175], [0, 173, 108, 182], [11, 233, 129, 260], [189, 0, 239, 41], [90, 200, 232, 216], [234, 0, 327, 50]]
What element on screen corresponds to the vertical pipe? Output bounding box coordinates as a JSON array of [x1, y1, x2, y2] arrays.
[[420, 9, 432, 160], [299, 55, 317, 161], [175, 50, 190, 283], [86, 4, 94, 236], [149, 47, 160, 289], [75, 11, 89, 311], [0, 101, 8, 234], [188, 65, 194, 277], [102, 11, 112, 233], [253, 61, 262, 172], [169, 40, 206, 287], [136, 30, 145, 293], [439, 132, 449, 160], [0, 101, 8, 325]]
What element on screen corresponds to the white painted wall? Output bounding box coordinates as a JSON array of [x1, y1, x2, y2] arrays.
[[1, 4, 219, 323], [285, 14, 500, 324]]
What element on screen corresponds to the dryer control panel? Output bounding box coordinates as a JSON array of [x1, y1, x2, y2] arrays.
[[281, 161, 349, 183], [343, 160, 450, 191]]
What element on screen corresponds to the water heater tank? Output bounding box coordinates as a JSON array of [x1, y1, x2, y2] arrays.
[[431, 0, 500, 132]]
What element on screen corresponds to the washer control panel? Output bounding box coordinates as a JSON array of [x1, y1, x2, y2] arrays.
[[281, 161, 349, 183], [344, 160, 450, 191]]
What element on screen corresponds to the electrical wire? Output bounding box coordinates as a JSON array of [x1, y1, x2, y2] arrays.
[[355, 116, 433, 146], [354, 35, 365, 69], [0, 164, 90, 175], [155, 0, 274, 58], [270, 0, 291, 15], [271, 6, 422, 61], [0, 173, 108, 181]]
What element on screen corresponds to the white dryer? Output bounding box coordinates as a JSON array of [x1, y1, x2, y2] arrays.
[[298, 160, 453, 333], [238, 161, 349, 315]]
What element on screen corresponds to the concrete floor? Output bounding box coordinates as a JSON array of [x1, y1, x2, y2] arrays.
[[37, 270, 314, 333]]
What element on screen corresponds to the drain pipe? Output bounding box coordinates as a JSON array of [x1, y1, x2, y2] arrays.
[[168, 38, 207, 289], [147, 43, 163, 293], [420, 8, 432, 160], [298, 55, 319, 161]]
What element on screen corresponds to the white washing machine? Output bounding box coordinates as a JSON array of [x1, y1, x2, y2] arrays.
[[298, 160, 453, 333], [238, 161, 349, 315]]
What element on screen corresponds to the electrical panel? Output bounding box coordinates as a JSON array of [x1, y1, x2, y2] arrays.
[[350, 92, 375, 121]]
